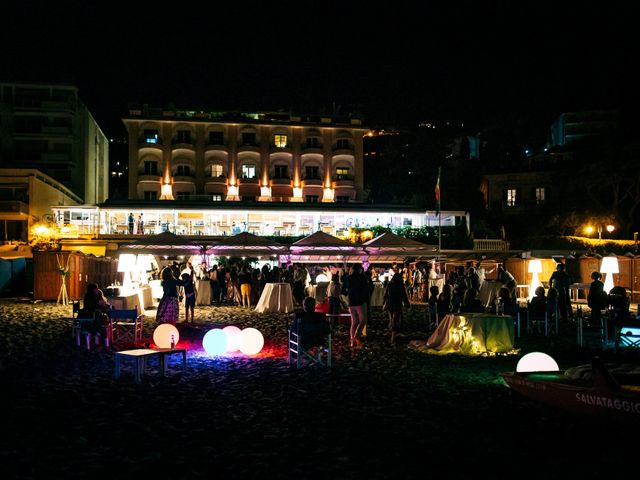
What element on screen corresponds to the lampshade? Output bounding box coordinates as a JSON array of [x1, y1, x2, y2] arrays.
[[117, 254, 137, 272], [600, 255, 619, 274], [527, 259, 542, 274], [136, 254, 153, 271]]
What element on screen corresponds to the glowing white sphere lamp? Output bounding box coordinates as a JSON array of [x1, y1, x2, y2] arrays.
[[202, 328, 228, 356], [222, 325, 242, 352], [516, 352, 560, 373], [527, 259, 542, 300], [600, 255, 619, 294], [153, 323, 180, 349], [239, 328, 264, 355]]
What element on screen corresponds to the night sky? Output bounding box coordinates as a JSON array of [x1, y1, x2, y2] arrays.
[[3, 1, 637, 136]]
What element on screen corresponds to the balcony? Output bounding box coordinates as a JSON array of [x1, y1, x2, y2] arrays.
[[172, 140, 195, 150], [270, 144, 292, 153], [333, 145, 354, 155], [332, 174, 355, 187], [205, 175, 227, 185], [41, 126, 72, 135], [138, 174, 162, 182], [473, 239, 510, 251], [270, 177, 291, 186], [301, 178, 323, 187], [238, 143, 260, 153], [205, 143, 228, 153], [239, 176, 259, 184], [0, 200, 29, 218], [138, 138, 163, 147], [173, 175, 196, 183]]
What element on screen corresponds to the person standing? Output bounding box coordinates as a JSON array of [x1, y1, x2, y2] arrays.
[[549, 263, 573, 320], [239, 266, 252, 308], [343, 263, 369, 348], [156, 267, 189, 325], [127, 212, 135, 234], [137, 213, 145, 234], [383, 272, 410, 345], [181, 272, 196, 323], [327, 273, 342, 315], [587, 271, 608, 323], [497, 266, 517, 300]]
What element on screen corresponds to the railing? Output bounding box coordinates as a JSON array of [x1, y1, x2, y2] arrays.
[[0, 201, 29, 215], [473, 239, 510, 251]]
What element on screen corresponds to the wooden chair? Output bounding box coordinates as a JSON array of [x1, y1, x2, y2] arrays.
[[109, 307, 143, 348]]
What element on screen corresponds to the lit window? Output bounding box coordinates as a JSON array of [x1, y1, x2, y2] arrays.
[[535, 187, 545, 204], [242, 164, 256, 179], [335, 167, 350, 179], [211, 194, 222, 202], [274, 134, 287, 148], [144, 129, 159, 144], [211, 164, 223, 177], [506, 189, 517, 207]]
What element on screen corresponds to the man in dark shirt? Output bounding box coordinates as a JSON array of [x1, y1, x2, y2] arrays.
[[549, 263, 573, 320], [343, 263, 369, 347]]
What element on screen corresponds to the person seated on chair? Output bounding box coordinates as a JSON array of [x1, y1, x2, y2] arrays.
[[289, 297, 330, 350], [608, 286, 631, 328], [82, 283, 111, 337], [546, 287, 558, 318], [529, 286, 547, 317], [460, 287, 485, 313], [587, 272, 608, 323]]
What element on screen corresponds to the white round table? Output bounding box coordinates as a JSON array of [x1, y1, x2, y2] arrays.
[[255, 283, 295, 313]]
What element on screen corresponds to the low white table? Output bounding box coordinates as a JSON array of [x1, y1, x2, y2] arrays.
[[255, 283, 294, 313], [115, 348, 187, 383]]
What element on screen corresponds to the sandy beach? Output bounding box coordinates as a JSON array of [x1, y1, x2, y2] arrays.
[[1, 298, 636, 479]]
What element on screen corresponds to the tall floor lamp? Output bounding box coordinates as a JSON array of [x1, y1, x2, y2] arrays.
[[600, 255, 619, 294]]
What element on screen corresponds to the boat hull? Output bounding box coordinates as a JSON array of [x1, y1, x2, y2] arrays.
[[502, 372, 640, 420]]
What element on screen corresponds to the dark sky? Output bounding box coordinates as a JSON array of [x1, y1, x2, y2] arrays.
[[2, 1, 637, 136]]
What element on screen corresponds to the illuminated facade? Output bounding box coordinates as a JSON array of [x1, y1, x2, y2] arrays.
[[123, 106, 368, 204]]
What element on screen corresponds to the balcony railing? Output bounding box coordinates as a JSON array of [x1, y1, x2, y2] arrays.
[[332, 174, 354, 181], [239, 177, 259, 184], [473, 239, 510, 251], [205, 175, 227, 184]]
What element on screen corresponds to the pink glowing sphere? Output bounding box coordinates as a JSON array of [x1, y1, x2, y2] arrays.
[[222, 325, 242, 352], [239, 328, 264, 355], [153, 323, 179, 349]]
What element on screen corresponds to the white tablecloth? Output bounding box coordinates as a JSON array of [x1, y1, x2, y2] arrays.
[[478, 280, 503, 308], [255, 283, 294, 313], [306, 282, 329, 303], [196, 279, 211, 305], [371, 282, 385, 307], [109, 293, 141, 312]]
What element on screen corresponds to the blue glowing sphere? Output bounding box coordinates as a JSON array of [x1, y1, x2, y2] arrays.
[[202, 328, 228, 356]]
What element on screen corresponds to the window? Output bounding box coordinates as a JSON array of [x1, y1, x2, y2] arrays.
[[306, 137, 320, 148], [144, 129, 159, 143], [176, 165, 191, 176], [335, 167, 350, 179], [176, 130, 191, 143], [176, 192, 190, 200], [306, 195, 319, 203], [143, 161, 158, 175], [211, 194, 223, 202], [336, 139, 350, 149], [208, 131, 224, 144], [144, 191, 158, 200], [241, 164, 256, 179], [305, 166, 320, 179], [242, 132, 256, 145], [241, 196, 256, 202], [506, 188, 517, 207], [274, 164, 288, 179], [211, 164, 224, 177], [336, 196, 350, 203], [274, 134, 287, 148], [535, 187, 546, 204]]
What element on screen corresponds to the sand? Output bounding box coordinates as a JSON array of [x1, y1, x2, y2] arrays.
[[1, 299, 636, 479]]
